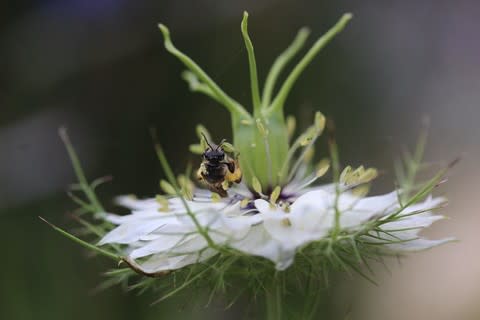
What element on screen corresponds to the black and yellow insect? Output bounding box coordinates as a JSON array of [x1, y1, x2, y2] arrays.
[[196, 135, 242, 197]]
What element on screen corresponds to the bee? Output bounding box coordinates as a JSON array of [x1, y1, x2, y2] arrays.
[[196, 135, 242, 197]]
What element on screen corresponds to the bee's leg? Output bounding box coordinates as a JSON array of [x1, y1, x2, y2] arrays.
[[210, 184, 228, 197], [217, 189, 228, 198]]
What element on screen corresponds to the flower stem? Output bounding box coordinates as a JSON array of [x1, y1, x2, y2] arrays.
[[262, 28, 310, 108], [328, 123, 342, 239], [267, 13, 352, 115], [265, 273, 283, 320], [241, 11, 262, 113], [59, 127, 105, 213], [158, 24, 251, 120], [286, 133, 319, 182], [39, 217, 119, 261]]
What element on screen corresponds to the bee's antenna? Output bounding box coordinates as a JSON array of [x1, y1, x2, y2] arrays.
[[201, 132, 214, 150], [217, 139, 226, 150]]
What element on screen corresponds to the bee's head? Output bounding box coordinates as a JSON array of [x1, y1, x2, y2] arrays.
[[203, 148, 225, 163], [201, 133, 227, 163]]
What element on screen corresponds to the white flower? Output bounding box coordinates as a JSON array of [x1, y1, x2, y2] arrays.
[[98, 186, 452, 273], [367, 196, 454, 251]]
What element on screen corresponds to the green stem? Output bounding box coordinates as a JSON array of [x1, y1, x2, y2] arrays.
[[39, 217, 119, 261], [328, 131, 342, 239], [181, 71, 223, 104], [59, 128, 104, 213], [286, 132, 320, 182], [400, 127, 428, 202], [262, 28, 310, 108], [265, 274, 283, 320], [241, 11, 262, 112], [263, 135, 273, 186], [278, 131, 305, 182], [158, 24, 251, 119], [268, 13, 352, 115]]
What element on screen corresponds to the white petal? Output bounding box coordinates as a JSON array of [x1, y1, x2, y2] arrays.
[[384, 237, 455, 251], [253, 199, 274, 213], [397, 196, 447, 217], [136, 248, 218, 273], [381, 215, 445, 234], [229, 225, 295, 270], [338, 191, 398, 229], [104, 211, 175, 225], [254, 191, 331, 258], [98, 218, 170, 245], [290, 190, 331, 213], [344, 191, 398, 213], [130, 232, 207, 259], [115, 195, 158, 210], [261, 209, 332, 250]]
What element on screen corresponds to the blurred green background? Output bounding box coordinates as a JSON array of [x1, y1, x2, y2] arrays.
[[1, 0, 479, 319]]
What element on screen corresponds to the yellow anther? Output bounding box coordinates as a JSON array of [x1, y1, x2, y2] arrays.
[[221, 142, 235, 153], [352, 185, 370, 197], [360, 168, 378, 182], [286, 115, 296, 139], [270, 186, 282, 204], [316, 159, 330, 178], [160, 180, 176, 195], [211, 193, 222, 202], [281, 217, 292, 227], [314, 111, 326, 133], [189, 144, 204, 154], [303, 147, 315, 164], [178, 174, 194, 200], [252, 176, 262, 194], [340, 165, 378, 186], [279, 201, 291, 213], [155, 195, 170, 212], [340, 166, 352, 184], [240, 198, 250, 208]]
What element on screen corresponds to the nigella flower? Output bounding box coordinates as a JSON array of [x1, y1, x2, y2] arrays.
[[99, 189, 450, 274], [46, 11, 454, 317]]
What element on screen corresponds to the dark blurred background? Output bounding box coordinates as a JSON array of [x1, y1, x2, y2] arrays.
[[1, 0, 479, 319]]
